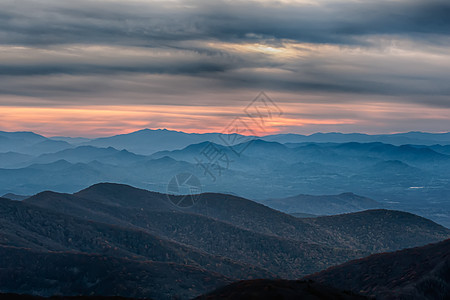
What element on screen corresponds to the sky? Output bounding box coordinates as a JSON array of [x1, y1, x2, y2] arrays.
[[0, 0, 449, 137]]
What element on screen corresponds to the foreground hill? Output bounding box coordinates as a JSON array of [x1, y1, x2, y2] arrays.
[[28, 183, 450, 253], [302, 210, 449, 252], [21, 187, 365, 278], [306, 239, 450, 299], [1, 183, 449, 298], [198, 239, 450, 300], [0, 197, 268, 279], [0, 296, 142, 300], [0, 296, 141, 300], [194, 279, 368, 300], [0, 246, 224, 300]]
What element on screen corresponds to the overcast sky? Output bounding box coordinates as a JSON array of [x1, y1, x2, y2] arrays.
[[0, 0, 449, 137]]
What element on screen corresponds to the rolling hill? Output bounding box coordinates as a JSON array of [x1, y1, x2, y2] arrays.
[[0, 245, 228, 300], [1, 183, 449, 298], [306, 238, 450, 299]]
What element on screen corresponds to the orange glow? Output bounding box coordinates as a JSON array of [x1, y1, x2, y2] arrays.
[[1, 101, 450, 138]]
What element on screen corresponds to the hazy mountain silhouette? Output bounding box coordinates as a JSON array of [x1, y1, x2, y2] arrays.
[[32, 146, 146, 166], [1, 193, 29, 201], [263, 131, 450, 146], [2, 129, 450, 227], [0, 152, 33, 168], [82, 129, 251, 155], [0, 131, 50, 154], [19, 140, 73, 156]]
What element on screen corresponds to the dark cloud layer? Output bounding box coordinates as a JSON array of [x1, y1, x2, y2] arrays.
[[1, 0, 449, 46], [0, 0, 449, 115]]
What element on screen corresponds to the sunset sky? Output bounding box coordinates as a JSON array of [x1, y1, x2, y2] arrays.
[[0, 0, 449, 137]]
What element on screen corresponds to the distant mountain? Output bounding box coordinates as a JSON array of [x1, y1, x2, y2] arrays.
[[262, 131, 450, 146], [0, 152, 33, 168], [50, 136, 92, 144], [0, 156, 204, 196], [0, 131, 48, 153], [83, 128, 251, 155], [331, 142, 450, 167], [262, 192, 381, 215], [32, 146, 146, 166], [1, 193, 29, 201], [0, 160, 109, 195], [306, 238, 450, 299], [195, 279, 367, 300], [18, 139, 73, 156], [428, 144, 450, 155], [363, 159, 419, 173], [2, 130, 450, 226], [290, 212, 318, 218], [0, 131, 46, 144]]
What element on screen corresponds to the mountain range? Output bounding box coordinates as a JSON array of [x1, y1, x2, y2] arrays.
[[306, 238, 450, 299], [1, 129, 450, 227], [198, 238, 450, 299], [0, 183, 449, 299], [3, 129, 450, 156]]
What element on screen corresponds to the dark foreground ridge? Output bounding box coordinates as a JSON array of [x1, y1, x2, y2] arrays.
[[0, 295, 147, 300], [0, 183, 449, 299], [306, 238, 450, 299], [194, 279, 369, 300]]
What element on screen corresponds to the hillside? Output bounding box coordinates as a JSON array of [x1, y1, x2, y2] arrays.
[[28, 183, 450, 253], [306, 239, 450, 299], [194, 279, 368, 300], [1, 183, 449, 298], [303, 210, 450, 252], [0, 246, 227, 300], [23, 186, 366, 278], [0, 197, 268, 279]]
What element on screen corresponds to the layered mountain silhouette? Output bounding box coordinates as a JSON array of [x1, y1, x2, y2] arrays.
[[0, 183, 449, 299], [2, 129, 450, 227]]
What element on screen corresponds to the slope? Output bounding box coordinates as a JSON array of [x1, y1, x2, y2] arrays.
[[306, 239, 450, 299]]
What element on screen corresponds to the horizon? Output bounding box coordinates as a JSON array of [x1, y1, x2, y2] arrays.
[[2, 127, 450, 140]]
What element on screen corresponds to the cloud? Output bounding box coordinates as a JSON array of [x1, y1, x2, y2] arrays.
[[0, 0, 449, 134], [0, 0, 449, 47]]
